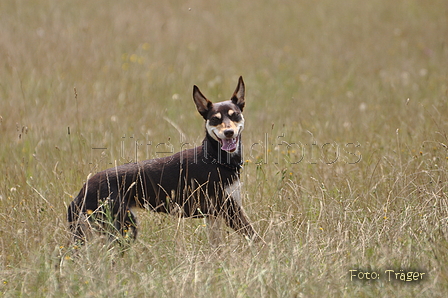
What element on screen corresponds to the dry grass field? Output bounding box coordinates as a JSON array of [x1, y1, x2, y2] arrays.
[[1, 0, 448, 296]]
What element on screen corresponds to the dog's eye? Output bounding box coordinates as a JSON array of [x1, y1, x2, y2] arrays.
[[209, 116, 222, 125], [229, 112, 241, 121]]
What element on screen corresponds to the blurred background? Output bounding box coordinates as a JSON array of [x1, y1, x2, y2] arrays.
[[1, 0, 447, 296]]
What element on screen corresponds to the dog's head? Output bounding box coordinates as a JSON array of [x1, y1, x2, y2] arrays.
[[193, 76, 245, 153]]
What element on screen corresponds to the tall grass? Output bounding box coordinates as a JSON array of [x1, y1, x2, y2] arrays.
[[1, 0, 447, 296]]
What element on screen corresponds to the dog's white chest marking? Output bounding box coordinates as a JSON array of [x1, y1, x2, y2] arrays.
[[224, 180, 242, 207]]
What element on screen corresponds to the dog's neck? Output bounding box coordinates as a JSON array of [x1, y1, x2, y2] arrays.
[[202, 132, 243, 171]]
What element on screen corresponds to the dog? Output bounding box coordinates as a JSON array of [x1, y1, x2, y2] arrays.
[[67, 76, 260, 244]]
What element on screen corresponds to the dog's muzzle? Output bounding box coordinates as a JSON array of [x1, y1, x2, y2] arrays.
[[220, 136, 239, 152], [213, 131, 239, 153]]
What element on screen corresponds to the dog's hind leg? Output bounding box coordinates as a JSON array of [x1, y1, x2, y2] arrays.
[[67, 199, 90, 244], [113, 207, 138, 241], [124, 209, 138, 240]]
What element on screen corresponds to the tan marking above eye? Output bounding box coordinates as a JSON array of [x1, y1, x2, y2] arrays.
[[214, 113, 222, 119], [228, 110, 234, 116]]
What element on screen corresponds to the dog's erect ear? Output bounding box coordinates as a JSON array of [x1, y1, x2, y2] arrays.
[[193, 85, 213, 119], [231, 76, 245, 112]]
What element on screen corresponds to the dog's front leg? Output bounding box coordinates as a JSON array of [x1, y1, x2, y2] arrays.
[[224, 200, 260, 241], [223, 182, 261, 242], [205, 215, 222, 247]]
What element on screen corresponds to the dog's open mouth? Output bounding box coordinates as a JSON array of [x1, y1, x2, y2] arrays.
[[216, 135, 239, 152]]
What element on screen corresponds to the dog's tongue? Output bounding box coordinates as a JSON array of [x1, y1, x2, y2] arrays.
[[221, 138, 237, 152]]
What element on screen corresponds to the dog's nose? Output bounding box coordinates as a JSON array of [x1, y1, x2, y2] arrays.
[[224, 129, 234, 138]]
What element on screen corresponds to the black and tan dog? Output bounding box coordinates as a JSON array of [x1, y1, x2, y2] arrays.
[[67, 77, 260, 244]]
